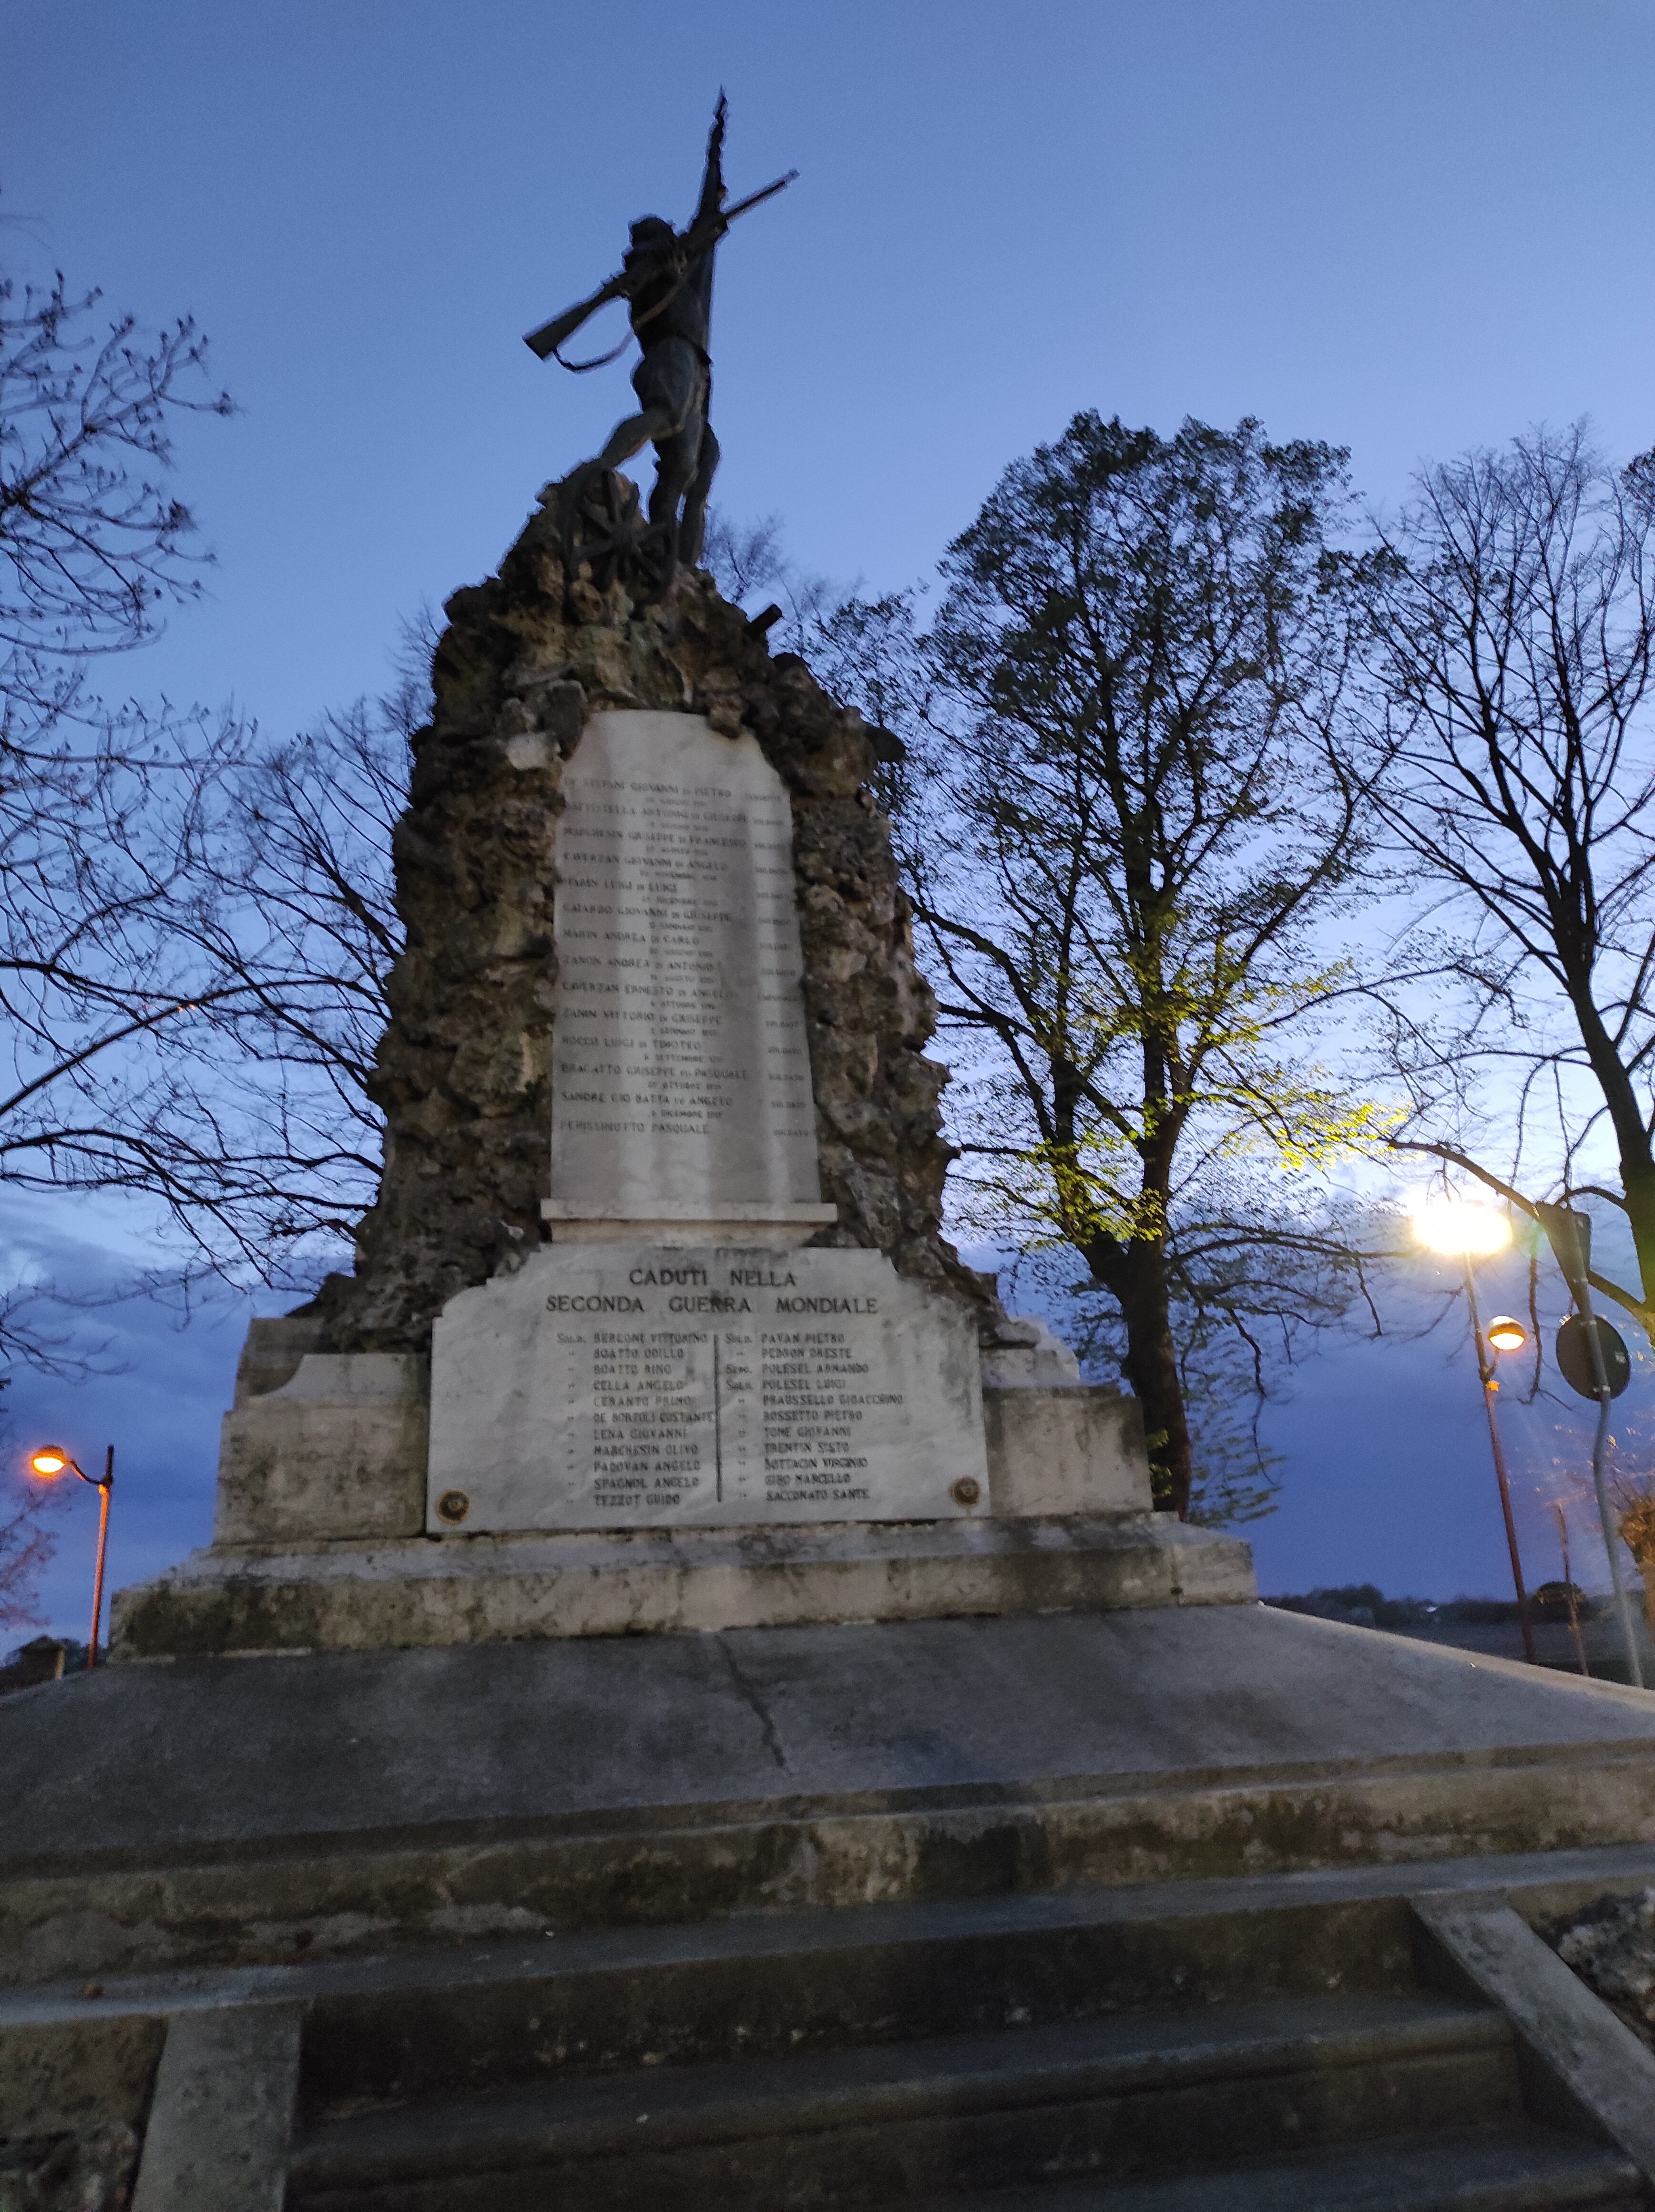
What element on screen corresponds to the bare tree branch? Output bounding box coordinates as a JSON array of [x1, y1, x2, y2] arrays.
[[1365, 426, 1655, 1331]]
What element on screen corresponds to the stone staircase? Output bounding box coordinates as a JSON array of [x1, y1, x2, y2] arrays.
[[9, 1850, 1646, 2210], [284, 1988, 1632, 2210]]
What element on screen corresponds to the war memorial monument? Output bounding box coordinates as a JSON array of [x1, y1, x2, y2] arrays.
[[7, 102, 1655, 2212]]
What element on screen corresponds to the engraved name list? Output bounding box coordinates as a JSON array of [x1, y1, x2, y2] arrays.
[[549, 712, 822, 1221]]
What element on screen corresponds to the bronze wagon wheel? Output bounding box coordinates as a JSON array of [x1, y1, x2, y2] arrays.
[[560, 465, 642, 595]]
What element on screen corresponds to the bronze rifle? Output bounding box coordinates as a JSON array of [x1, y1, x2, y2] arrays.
[[523, 170, 797, 366]]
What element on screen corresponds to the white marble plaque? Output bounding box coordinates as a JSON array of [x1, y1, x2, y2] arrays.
[[546, 712, 831, 1237], [427, 1246, 988, 1531]]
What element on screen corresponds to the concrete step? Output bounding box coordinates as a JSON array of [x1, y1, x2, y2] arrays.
[[927, 2128, 1645, 2208], [295, 1878, 1425, 2110], [286, 1992, 1517, 2210]]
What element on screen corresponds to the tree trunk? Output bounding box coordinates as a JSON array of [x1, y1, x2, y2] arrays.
[[1620, 1166, 1655, 1332], [1088, 1234, 1193, 1518], [1553, 960, 1655, 1321]]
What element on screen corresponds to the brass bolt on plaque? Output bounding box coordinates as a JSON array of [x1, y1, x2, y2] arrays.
[[950, 1476, 981, 1509], [436, 1489, 471, 1525]]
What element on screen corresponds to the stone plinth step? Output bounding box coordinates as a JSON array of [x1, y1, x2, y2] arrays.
[[283, 1994, 1515, 2211], [923, 2132, 1645, 2210], [11, 1610, 1655, 1987], [111, 1512, 1253, 1659]]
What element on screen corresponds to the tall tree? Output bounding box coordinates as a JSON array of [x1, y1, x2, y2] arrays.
[[841, 415, 1389, 1516], [0, 1462, 62, 1637], [0, 264, 253, 1352], [184, 641, 426, 1274], [1, 271, 229, 701], [1367, 425, 1655, 1335], [0, 272, 407, 1303]]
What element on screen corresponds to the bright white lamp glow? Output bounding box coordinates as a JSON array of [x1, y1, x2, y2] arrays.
[[1412, 1198, 1512, 1258]]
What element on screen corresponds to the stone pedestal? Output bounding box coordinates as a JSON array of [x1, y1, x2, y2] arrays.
[[111, 1298, 1254, 1657], [214, 1342, 428, 1547], [111, 579, 1256, 1659], [111, 1513, 1254, 1657], [983, 1386, 1149, 1518]]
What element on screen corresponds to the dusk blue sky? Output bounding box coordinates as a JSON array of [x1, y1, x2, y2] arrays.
[[4, 0, 1655, 1639]]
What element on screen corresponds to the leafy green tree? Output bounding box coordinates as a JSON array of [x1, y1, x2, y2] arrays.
[[838, 415, 1390, 1516]]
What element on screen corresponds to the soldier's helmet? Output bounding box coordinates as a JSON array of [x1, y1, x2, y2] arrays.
[[627, 216, 675, 252]]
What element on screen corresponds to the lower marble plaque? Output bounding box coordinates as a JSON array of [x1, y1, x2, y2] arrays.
[[426, 1246, 988, 1531]]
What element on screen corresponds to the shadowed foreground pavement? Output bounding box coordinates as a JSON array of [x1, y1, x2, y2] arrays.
[[9, 1605, 1655, 2208], [6, 1603, 1655, 1985]]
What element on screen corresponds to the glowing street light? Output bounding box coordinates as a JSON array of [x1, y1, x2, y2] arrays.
[[1412, 1198, 1512, 1259], [27, 1445, 115, 1670], [1412, 1198, 1537, 1663]]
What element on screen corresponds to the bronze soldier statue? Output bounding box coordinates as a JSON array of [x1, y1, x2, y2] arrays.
[[526, 99, 793, 602]]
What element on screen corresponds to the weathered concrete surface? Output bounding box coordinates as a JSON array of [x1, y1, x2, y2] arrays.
[[9, 1608, 1655, 1986], [214, 1352, 428, 1546], [1035, 2133, 1640, 2209], [979, 1316, 1081, 1391], [983, 1387, 1151, 1517], [231, 1316, 332, 1403], [278, 1988, 1520, 2207], [0, 2000, 163, 2140], [111, 1513, 1250, 1657], [129, 2002, 300, 2212]]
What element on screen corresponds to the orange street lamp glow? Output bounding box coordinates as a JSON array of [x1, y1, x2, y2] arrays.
[[1410, 1194, 1536, 1661], [25, 1444, 115, 1668]]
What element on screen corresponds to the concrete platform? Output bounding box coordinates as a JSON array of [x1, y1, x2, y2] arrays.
[[6, 1606, 1655, 1987], [108, 1512, 1254, 1659]]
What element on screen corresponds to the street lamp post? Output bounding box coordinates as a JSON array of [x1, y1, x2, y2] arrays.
[[1413, 1199, 1537, 1665], [1461, 1272, 1538, 1666], [27, 1446, 115, 1669]]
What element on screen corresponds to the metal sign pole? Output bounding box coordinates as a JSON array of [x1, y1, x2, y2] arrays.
[[1574, 1276, 1644, 1688], [1536, 1205, 1644, 1688]]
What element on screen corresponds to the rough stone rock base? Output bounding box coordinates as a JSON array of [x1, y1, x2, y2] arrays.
[[109, 1512, 1253, 1659], [1543, 1886, 1655, 2049]]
